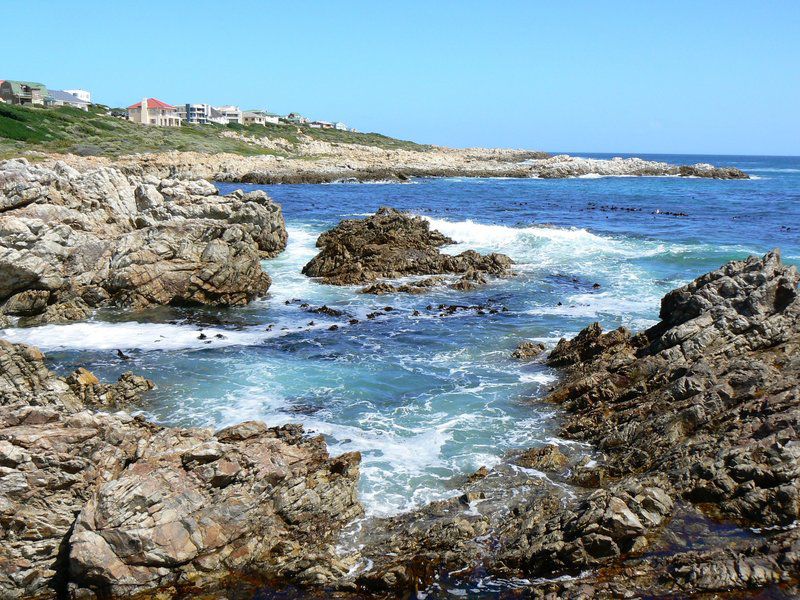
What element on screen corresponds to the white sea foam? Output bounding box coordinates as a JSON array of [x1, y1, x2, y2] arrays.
[[0, 321, 267, 352], [0, 315, 352, 353], [518, 372, 558, 385]]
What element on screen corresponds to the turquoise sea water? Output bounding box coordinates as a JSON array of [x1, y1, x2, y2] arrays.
[[3, 153, 799, 517]]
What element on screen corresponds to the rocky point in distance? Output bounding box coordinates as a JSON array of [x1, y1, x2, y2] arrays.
[[31, 137, 750, 184]]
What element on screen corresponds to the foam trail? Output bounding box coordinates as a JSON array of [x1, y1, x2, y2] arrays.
[[0, 321, 267, 352]]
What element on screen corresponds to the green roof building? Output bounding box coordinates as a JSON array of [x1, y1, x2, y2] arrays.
[[0, 80, 48, 106]]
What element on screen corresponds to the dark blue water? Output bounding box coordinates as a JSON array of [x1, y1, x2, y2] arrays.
[[3, 153, 798, 517]]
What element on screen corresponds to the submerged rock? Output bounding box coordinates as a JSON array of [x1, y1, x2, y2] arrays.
[[0, 159, 287, 324], [302, 208, 512, 287], [511, 341, 546, 360]]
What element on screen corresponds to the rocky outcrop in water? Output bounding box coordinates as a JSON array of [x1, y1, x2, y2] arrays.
[[0, 159, 287, 325], [534, 155, 749, 179], [302, 208, 513, 288], [0, 339, 363, 599]]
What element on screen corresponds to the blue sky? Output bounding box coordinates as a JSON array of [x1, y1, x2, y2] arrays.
[[2, 1, 799, 155]]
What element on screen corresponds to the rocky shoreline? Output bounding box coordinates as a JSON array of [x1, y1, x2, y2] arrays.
[[2, 251, 796, 599], [3, 153, 796, 599], [26, 140, 750, 184], [0, 159, 287, 326]]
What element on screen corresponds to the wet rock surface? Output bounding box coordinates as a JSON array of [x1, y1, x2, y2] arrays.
[[329, 250, 799, 598], [302, 208, 512, 287], [0, 340, 362, 599], [511, 340, 546, 360], [0, 159, 287, 325]]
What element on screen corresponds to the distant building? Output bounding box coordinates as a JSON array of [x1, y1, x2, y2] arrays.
[[334, 122, 348, 131], [309, 120, 334, 129], [47, 89, 90, 111], [127, 98, 181, 126], [0, 81, 48, 106], [243, 110, 281, 126], [282, 112, 309, 125], [64, 89, 91, 103], [213, 105, 242, 124], [242, 111, 266, 126], [178, 103, 214, 124]]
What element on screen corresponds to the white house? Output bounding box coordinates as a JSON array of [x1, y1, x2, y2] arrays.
[[127, 98, 181, 127], [334, 122, 348, 131], [64, 89, 91, 103], [213, 105, 242, 124], [309, 120, 334, 129], [47, 90, 90, 111]]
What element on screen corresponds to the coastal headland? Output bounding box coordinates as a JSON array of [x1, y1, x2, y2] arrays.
[[1, 103, 748, 183]]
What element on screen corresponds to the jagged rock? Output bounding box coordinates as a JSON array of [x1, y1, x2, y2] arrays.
[[302, 208, 512, 286], [0, 339, 81, 410], [497, 482, 674, 574], [18, 297, 92, 326], [340, 251, 799, 597], [1, 290, 50, 316], [546, 322, 631, 367], [361, 277, 445, 295], [0, 159, 287, 324], [69, 427, 362, 597], [65, 369, 155, 409], [511, 341, 546, 360], [0, 339, 362, 599], [512, 444, 570, 471], [546, 250, 800, 527]]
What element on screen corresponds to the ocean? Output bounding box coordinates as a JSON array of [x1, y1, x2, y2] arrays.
[[3, 153, 799, 518]]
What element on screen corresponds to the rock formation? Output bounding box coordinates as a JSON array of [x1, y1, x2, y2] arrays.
[[0, 339, 362, 599], [53, 145, 749, 183], [302, 208, 513, 288], [0, 159, 287, 325], [533, 155, 749, 179], [4, 244, 796, 598], [334, 250, 799, 598], [510, 340, 546, 359]]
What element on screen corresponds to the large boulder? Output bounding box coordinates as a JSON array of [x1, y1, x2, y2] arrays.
[[302, 207, 512, 287], [0, 159, 288, 324]]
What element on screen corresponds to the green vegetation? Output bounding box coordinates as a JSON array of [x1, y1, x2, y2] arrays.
[[0, 103, 429, 159]]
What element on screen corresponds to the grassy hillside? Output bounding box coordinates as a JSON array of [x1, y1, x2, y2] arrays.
[[0, 103, 429, 159]]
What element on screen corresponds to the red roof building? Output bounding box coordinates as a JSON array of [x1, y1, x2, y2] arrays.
[[127, 98, 175, 110], [127, 97, 180, 127]]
